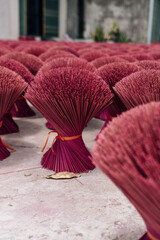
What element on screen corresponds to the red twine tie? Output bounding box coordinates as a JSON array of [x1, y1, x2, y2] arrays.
[[41, 131, 82, 154], [148, 232, 158, 240], [107, 115, 114, 120]]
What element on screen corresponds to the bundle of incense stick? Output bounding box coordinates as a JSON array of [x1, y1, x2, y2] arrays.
[[48, 46, 79, 57], [91, 56, 127, 69], [92, 102, 160, 240], [26, 67, 113, 173], [80, 50, 105, 62], [135, 60, 160, 70], [39, 48, 78, 62], [0, 58, 35, 120], [95, 62, 140, 117], [45, 53, 76, 63], [43, 57, 96, 72], [22, 46, 46, 57], [0, 112, 19, 135], [150, 52, 160, 60], [115, 54, 136, 62], [0, 48, 11, 57], [0, 66, 27, 160], [1, 52, 43, 75], [114, 70, 160, 109], [42, 57, 96, 130], [132, 53, 154, 61], [95, 61, 140, 139]]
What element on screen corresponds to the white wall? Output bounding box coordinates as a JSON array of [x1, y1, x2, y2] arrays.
[[0, 0, 67, 40], [59, 0, 67, 39], [84, 0, 150, 43], [0, 0, 19, 40]]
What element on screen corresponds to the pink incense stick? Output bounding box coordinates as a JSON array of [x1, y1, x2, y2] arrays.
[[1, 52, 43, 75], [80, 50, 105, 62], [95, 62, 140, 140], [26, 67, 113, 173], [41, 57, 96, 130], [135, 60, 160, 70], [0, 112, 19, 135], [92, 102, 160, 240], [22, 46, 46, 57], [39, 48, 78, 61], [0, 58, 35, 118], [0, 66, 27, 160], [91, 56, 127, 69], [114, 70, 160, 110]]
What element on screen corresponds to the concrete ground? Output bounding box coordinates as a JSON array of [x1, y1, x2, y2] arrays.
[[0, 106, 146, 240]]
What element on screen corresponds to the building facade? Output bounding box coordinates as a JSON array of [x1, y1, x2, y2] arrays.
[[67, 0, 152, 43], [0, 0, 67, 40], [84, 0, 150, 43], [0, 0, 159, 43]]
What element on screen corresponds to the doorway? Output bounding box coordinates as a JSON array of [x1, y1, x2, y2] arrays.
[[27, 0, 42, 36], [19, 0, 59, 39], [78, 0, 84, 39]]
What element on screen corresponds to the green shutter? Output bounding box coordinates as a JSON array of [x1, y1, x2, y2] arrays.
[[19, 0, 27, 36], [44, 0, 59, 38], [151, 0, 160, 42]]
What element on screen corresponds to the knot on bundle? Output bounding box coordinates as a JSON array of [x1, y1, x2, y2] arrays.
[[148, 232, 159, 240], [41, 131, 82, 155]]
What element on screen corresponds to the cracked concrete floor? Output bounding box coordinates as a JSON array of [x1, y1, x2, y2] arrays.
[[0, 106, 146, 240]]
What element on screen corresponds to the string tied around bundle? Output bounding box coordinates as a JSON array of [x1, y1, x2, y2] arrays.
[[41, 131, 82, 155], [0, 120, 15, 151], [148, 232, 159, 240], [107, 115, 114, 121]]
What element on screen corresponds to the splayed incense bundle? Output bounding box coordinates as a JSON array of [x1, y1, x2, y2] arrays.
[[95, 62, 140, 120], [0, 112, 19, 135], [26, 67, 112, 172], [45, 53, 76, 63], [135, 60, 160, 70], [49, 46, 79, 57], [40, 47, 78, 61], [1, 52, 43, 75], [114, 70, 160, 109], [42, 57, 96, 130], [22, 46, 46, 57], [80, 50, 105, 62], [116, 54, 136, 62], [95, 62, 140, 141], [91, 56, 127, 69], [43, 57, 96, 72], [92, 102, 160, 240], [0, 48, 11, 57], [132, 53, 154, 61], [0, 58, 35, 119], [0, 58, 33, 84], [0, 66, 27, 160]]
